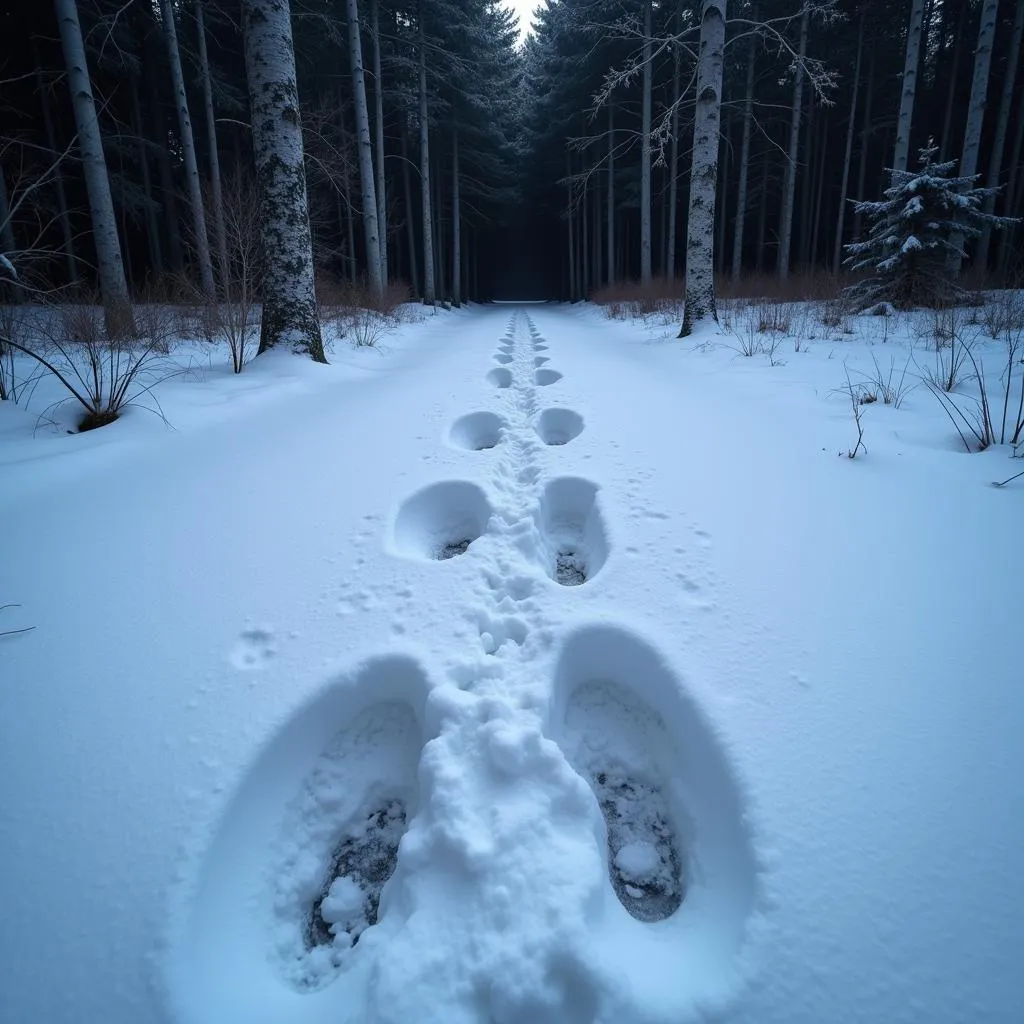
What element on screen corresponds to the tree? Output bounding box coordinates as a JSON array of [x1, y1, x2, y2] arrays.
[[242, 0, 326, 361], [54, 0, 134, 337], [160, 0, 215, 299], [418, 0, 435, 304], [639, 0, 653, 284], [892, 0, 925, 175], [679, 0, 726, 337], [777, 4, 809, 279], [844, 141, 1015, 310], [948, 0, 999, 276], [345, 0, 383, 296]]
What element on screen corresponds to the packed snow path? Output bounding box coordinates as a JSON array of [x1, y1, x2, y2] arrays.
[[2, 305, 1021, 1024]]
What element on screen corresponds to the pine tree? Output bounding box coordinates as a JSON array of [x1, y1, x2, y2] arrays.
[[844, 141, 1015, 310]]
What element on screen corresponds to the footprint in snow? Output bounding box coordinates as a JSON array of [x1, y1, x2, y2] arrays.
[[229, 628, 275, 670]]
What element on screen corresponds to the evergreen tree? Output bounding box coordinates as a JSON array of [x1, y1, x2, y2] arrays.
[[844, 141, 1015, 310]]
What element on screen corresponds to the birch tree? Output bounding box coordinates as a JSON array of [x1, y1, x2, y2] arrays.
[[679, 0, 726, 338], [54, 0, 134, 337], [160, 0, 215, 299], [666, 41, 681, 280], [345, 0, 383, 296], [242, 0, 326, 361], [893, 0, 925, 174], [949, 0, 999, 276], [777, 5, 808, 279]]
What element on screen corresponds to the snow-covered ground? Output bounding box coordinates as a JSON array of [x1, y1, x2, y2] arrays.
[[1, 300, 1021, 1024]]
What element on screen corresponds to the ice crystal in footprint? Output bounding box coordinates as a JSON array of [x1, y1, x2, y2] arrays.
[[592, 770, 682, 922], [306, 800, 407, 949]]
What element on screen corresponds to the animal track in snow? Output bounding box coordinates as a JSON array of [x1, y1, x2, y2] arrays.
[[548, 626, 758, 997], [534, 356, 550, 367], [390, 480, 493, 561], [535, 368, 562, 387], [535, 408, 584, 446], [487, 367, 512, 389], [493, 353, 513, 365], [448, 412, 506, 451], [535, 477, 608, 586], [229, 628, 276, 670]]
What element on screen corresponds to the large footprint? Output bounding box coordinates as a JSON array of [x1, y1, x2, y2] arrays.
[[276, 699, 423, 989], [169, 657, 430, 1023], [561, 682, 684, 922], [549, 625, 759, 1014]]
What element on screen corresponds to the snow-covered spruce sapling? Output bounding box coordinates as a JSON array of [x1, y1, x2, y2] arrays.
[[843, 141, 1018, 311]]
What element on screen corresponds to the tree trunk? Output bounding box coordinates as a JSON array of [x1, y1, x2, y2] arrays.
[[777, 5, 808, 279], [680, 0, 726, 337], [371, 0, 388, 283], [55, 0, 133, 336], [400, 125, 419, 295], [130, 81, 163, 277], [607, 104, 615, 286], [149, 56, 183, 271], [893, 0, 925, 173], [949, 0, 999, 275], [731, 20, 756, 279], [160, 0, 215, 299], [640, 0, 653, 283], [195, 0, 229, 296], [939, 0, 967, 161], [756, 150, 769, 272], [346, 0, 383, 295], [342, 152, 357, 282], [452, 126, 461, 305], [998, 90, 1024, 274], [433, 145, 445, 300], [976, 0, 1023, 269], [242, 0, 325, 361], [418, 4, 435, 304], [853, 44, 875, 241], [33, 47, 80, 284], [0, 167, 22, 301], [666, 40, 682, 280], [834, 11, 864, 272], [567, 151, 576, 300], [716, 112, 729, 276]]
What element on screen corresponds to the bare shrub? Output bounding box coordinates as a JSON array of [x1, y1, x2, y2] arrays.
[[754, 299, 791, 334], [0, 304, 47, 404], [850, 351, 917, 409], [591, 278, 682, 320], [841, 369, 867, 458], [980, 289, 1024, 340], [4, 301, 175, 431]]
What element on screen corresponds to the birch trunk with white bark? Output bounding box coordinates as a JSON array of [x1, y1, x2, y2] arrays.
[[242, 0, 325, 361], [777, 6, 808, 279], [893, 0, 925, 174], [55, 0, 133, 336], [346, 0, 383, 295], [949, 0, 999, 275], [680, 0, 725, 338], [160, 0, 215, 299]]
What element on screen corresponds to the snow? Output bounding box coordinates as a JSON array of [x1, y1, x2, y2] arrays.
[[1, 299, 1022, 1024]]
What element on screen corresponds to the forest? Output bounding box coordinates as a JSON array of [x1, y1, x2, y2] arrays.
[[0, 0, 1021, 329]]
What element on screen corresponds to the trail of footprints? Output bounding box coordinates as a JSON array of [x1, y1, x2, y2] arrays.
[[298, 312, 683, 973]]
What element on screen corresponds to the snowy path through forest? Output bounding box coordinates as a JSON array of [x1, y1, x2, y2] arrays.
[[2, 304, 1021, 1024]]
